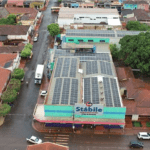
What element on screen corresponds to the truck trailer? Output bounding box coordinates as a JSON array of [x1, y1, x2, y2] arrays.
[[35, 64, 44, 84]]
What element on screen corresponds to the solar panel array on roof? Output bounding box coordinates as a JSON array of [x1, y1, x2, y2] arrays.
[[66, 33, 115, 37], [70, 79, 78, 105], [116, 30, 142, 37], [86, 61, 98, 75], [54, 50, 111, 62], [61, 78, 70, 104], [70, 58, 77, 77], [62, 58, 70, 77], [84, 78, 91, 103], [54, 58, 63, 77], [110, 78, 121, 107], [100, 61, 113, 76], [52, 78, 63, 104], [91, 77, 99, 104], [103, 77, 113, 107]]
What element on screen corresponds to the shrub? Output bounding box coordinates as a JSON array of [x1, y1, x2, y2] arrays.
[[11, 68, 24, 80], [8, 79, 21, 92], [0, 104, 11, 116], [1, 89, 18, 103]]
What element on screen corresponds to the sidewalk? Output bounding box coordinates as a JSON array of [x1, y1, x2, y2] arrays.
[[0, 116, 4, 126]]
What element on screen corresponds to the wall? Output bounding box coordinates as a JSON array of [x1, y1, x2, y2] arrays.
[[123, 4, 137, 10], [66, 37, 110, 44], [44, 105, 126, 120], [58, 18, 74, 27]]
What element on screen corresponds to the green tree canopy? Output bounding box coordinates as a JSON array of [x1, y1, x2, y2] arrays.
[[126, 21, 150, 31], [0, 14, 16, 25], [8, 79, 21, 92], [1, 89, 18, 103], [11, 68, 24, 80], [21, 43, 32, 57], [47, 23, 60, 37], [119, 32, 150, 74], [109, 44, 120, 60], [0, 104, 11, 116]]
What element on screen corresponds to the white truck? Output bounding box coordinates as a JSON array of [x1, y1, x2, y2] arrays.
[[35, 64, 44, 84]]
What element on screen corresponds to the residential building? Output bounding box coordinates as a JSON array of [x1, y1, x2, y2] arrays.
[[121, 9, 150, 24], [6, 8, 39, 29], [24, 0, 46, 9], [0, 67, 11, 97], [0, 53, 21, 71], [123, 1, 149, 11], [0, 0, 7, 7], [116, 67, 150, 127], [0, 25, 31, 45], [26, 142, 69, 150], [0, 45, 24, 53], [6, 0, 24, 7], [57, 8, 122, 29], [0, 7, 9, 19]]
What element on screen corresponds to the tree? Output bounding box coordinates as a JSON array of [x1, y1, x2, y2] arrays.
[[47, 23, 60, 37], [0, 104, 11, 116], [21, 43, 32, 58], [1, 89, 18, 103], [126, 21, 150, 31], [109, 44, 120, 60], [8, 79, 21, 92], [0, 14, 16, 25], [11, 68, 24, 80], [119, 32, 150, 74]]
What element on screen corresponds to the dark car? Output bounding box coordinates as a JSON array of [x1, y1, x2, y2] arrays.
[[129, 140, 144, 148]]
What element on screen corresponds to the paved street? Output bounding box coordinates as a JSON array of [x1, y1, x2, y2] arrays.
[[0, 1, 150, 150], [0, 1, 58, 150]]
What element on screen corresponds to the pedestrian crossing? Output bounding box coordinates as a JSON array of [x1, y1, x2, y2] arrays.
[[44, 133, 70, 146]]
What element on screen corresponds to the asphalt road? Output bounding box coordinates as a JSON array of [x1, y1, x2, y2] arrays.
[[1, 1, 150, 150], [0, 1, 58, 150]]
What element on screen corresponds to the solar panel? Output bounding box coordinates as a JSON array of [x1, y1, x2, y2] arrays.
[[103, 77, 113, 107], [54, 58, 63, 78], [86, 61, 98, 75], [52, 78, 63, 104], [70, 79, 78, 105], [91, 77, 99, 104], [84, 78, 91, 103], [61, 78, 70, 104], [62, 58, 70, 77], [70, 58, 77, 77], [100, 61, 113, 76], [110, 78, 121, 107]]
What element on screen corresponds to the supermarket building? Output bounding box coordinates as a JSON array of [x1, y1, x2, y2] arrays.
[[34, 49, 126, 129]]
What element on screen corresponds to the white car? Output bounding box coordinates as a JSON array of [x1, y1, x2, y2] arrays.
[[26, 136, 42, 144], [40, 90, 47, 96], [137, 132, 150, 139]]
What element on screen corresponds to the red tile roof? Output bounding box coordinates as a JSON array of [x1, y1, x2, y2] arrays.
[[26, 142, 69, 150], [133, 9, 150, 21], [7, 0, 24, 6], [0, 53, 17, 67], [0, 67, 11, 95], [0, 45, 24, 53], [124, 1, 148, 4], [115, 67, 134, 81], [6, 8, 38, 20], [0, 25, 30, 35]]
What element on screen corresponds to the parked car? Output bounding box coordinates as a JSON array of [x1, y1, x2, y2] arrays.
[[40, 90, 47, 96], [33, 33, 39, 42], [137, 132, 150, 139], [129, 140, 144, 148], [26, 136, 42, 144]]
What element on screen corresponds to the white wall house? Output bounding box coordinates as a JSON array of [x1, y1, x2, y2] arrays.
[[58, 8, 121, 28]]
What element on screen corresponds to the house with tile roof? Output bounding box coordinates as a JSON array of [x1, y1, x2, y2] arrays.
[[0, 8, 9, 19], [6, 7, 39, 28], [26, 142, 69, 150], [0, 25, 31, 45], [123, 1, 149, 11], [0, 45, 24, 53], [0, 67, 11, 97], [116, 67, 150, 125], [6, 0, 24, 7]]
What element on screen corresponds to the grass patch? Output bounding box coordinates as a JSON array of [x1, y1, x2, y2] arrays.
[[132, 121, 142, 127]]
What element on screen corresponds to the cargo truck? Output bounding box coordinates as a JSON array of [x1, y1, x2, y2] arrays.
[[35, 64, 44, 84]]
